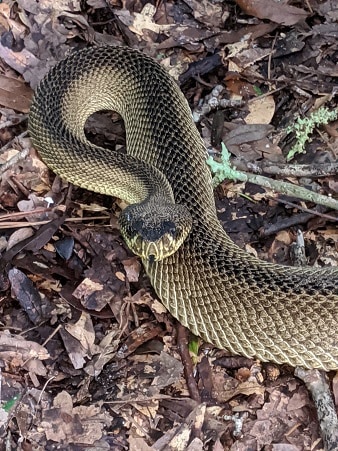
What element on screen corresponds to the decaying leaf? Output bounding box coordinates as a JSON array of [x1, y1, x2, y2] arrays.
[[0, 74, 33, 112], [130, 4, 173, 35], [60, 312, 102, 369], [0, 331, 49, 383], [245, 95, 276, 125], [236, 0, 308, 26], [41, 391, 111, 444]]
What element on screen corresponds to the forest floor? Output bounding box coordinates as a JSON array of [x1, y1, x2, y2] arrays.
[[0, 0, 337, 450]]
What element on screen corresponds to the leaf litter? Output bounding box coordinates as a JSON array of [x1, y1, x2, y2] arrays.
[[0, 0, 337, 449]]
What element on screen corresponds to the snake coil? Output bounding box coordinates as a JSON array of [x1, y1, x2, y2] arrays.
[[29, 46, 338, 370]]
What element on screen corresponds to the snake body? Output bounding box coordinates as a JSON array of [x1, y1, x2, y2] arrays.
[[29, 46, 338, 370]]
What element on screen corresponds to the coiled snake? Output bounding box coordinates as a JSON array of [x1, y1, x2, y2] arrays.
[[29, 46, 338, 370]]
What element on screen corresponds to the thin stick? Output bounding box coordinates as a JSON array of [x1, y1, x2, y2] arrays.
[[207, 144, 338, 211]]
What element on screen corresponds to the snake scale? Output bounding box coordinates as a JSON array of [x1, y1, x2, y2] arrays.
[[29, 46, 338, 370]]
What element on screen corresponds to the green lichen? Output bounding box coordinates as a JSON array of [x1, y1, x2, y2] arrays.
[[286, 106, 338, 161], [206, 143, 247, 187]]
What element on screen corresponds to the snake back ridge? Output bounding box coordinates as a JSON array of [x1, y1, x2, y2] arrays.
[[29, 46, 338, 370]]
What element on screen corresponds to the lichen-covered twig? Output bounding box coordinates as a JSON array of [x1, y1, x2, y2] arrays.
[[207, 143, 338, 211], [232, 158, 338, 178], [295, 368, 338, 451], [192, 85, 243, 123]]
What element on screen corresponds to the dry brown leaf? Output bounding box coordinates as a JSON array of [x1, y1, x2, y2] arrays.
[[0, 43, 40, 81], [213, 374, 265, 403], [0, 75, 33, 112], [6, 227, 34, 250], [16, 194, 50, 222], [41, 391, 110, 444], [75, 202, 108, 212], [328, 178, 338, 194], [64, 312, 97, 353], [0, 333, 49, 360], [245, 95, 275, 125], [236, 0, 308, 26], [167, 404, 206, 451], [72, 278, 104, 300], [245, 243, 258, 258], [129, 437, 153, 451], [0, 148, 19, 165], [212, 438, 225, 451], [182, 0, 226, 28], [317, 228, 338, 243], [0, 3, 11, 29], [149, 352, 184, 392], [332, 372, 338, 406], [312, 93, 334, 110], [8, 267, 47, 325], [287, 391, 309, 412], [274, 230, 293, 246], [130, 4, 172, 35], [1, 0, 87, 88], [223, 123, 282, 161], [122, 257, 141, 282], [151, 299, 168, 314], [186, 438, 204, 451], [60, 313, 102, 369], [232, 47, 272, 69], [84, 328, 120, 377], [86, 0, 106, 7], [59, 329, 87, 369], [224, 74, 257, 97]]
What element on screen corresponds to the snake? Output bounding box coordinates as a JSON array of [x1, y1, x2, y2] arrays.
[[28, 46, 338, 371]]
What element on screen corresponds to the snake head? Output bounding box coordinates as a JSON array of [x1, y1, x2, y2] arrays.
[[119, 203, 192, 262]]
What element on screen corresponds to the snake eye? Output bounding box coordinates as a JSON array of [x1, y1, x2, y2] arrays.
[[162, 221, 177, 237]]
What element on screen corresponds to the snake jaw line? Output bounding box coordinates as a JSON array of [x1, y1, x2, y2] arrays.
[[123, 233, 180, 262]]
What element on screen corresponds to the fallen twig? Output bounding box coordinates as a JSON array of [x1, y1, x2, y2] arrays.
[[207, 144, 338, 211], [295, 368, 338, 451], [232, 158, 338, 178]]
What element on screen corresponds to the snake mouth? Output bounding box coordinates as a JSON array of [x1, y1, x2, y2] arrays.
[[126, 233, 182, 261]]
